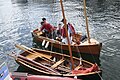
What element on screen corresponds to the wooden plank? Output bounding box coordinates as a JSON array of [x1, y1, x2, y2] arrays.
[[57, 67, 70, 72], [74, 65, 82, 70], [26, 53, 52, 60], [26, 54, 38, 60], [34, 51, 52, 59], [51, 59, 65, 68]]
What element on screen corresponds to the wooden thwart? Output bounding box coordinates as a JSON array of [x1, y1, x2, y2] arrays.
[[26, 54, 38, 60], [74, 65, 82, 70], [26, 53, 52, 60], [51, 59, 65, 68]]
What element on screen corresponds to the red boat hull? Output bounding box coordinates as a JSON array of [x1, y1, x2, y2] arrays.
[[11, 72, 80, 80]]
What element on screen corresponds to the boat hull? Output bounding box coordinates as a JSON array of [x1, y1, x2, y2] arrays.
[[13, 47, 102, 80], [16, 63, 102, 80], [32, 32, 102, 56]]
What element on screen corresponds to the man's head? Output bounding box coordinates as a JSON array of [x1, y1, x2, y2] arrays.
[[42, 18, 47, 23], [42, 18, 46, 21], [41, 21, 44, 25]]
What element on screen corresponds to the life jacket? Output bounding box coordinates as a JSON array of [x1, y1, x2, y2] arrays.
[[62, 23, 75, 38], [61, 27, 67, 38], [68, 23, 75, 35]]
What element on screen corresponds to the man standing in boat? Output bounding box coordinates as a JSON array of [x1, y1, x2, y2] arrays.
[[40, 18, 56, 39], [61, 19, 76, 44]]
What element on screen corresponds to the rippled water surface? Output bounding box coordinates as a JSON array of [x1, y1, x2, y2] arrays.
[[0, 0, 120, 80]]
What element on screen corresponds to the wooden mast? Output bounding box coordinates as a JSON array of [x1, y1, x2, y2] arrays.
[[60, 0, 74, 69], [83, 0, 91, 43]]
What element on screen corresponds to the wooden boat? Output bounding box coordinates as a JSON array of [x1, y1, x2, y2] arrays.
[[10, 44, 102, 80], [0, 62, 79, 80], [32, 0, 102, 65], [31, 0, 102, 58], [11, 72, 80, 80], [32, 30, 102, 57]]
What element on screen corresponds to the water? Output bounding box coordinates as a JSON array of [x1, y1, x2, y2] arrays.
[[0, 0, 120, 80]]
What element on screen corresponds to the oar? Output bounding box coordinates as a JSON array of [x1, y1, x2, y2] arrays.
[[15, 44, 53, 62]]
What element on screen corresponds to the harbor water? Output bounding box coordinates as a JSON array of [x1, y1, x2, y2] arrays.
[[0, 0, 120, 80]]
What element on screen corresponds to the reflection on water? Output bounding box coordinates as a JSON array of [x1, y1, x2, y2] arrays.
[[0, 0, 120, 80]]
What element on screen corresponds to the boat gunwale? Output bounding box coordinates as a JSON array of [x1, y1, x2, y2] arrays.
[[32, 32, 102, 46]]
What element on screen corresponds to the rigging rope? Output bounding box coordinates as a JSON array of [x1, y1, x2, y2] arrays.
[[82, 0, 103, 79]]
